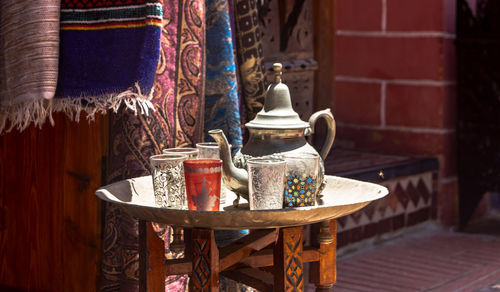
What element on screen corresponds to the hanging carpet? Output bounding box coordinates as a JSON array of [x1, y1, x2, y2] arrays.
[[0, 0, 163, 134], [56, 0, 163, 121], [102, 0, 206, 290], [0, 0, 60, 133], [204, 0, 243, 151], [233, 0, 266, 121]]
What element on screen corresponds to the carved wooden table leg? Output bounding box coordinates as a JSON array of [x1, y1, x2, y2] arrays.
[[139, 220, 166, 292], [310, 220, 336, 292], [274, 226, 304, 292], [190, 228, 219, 292]]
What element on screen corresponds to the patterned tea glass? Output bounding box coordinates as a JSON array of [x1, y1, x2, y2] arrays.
[[247, 158, 286, 210], [196, 142, 220, 159], [149, 154, 188, 209], [184, 159, 222, 211], [163, 147, 199, 160], [283, 153, 320, 207]]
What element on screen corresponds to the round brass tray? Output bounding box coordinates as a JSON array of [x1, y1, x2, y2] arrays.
[[95, 175, 388, 230]]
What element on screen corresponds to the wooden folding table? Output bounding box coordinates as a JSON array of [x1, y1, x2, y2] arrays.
[[96, 175, 388, 291]]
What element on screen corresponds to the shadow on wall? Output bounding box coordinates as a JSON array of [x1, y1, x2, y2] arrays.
[[491, 193, 500, 210]]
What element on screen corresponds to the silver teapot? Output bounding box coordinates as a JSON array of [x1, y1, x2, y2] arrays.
[[209, 63, 336, 201]]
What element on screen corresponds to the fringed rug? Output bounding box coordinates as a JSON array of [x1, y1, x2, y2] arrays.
[[0, 0, 164, 134], [55, 0, 163, 121], [0, 0, 60, 133]]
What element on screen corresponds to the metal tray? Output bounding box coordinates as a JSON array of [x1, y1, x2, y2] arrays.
[[95, 175, 388, 230]]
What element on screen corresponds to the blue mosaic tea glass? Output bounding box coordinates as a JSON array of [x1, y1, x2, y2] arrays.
[[283, 153, 320, 207]]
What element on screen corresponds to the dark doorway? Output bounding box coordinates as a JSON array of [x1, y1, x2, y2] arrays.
[[456, 0, 500, 228]]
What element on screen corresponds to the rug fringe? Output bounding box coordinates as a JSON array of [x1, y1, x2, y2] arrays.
[[0, 83, 155, 134]]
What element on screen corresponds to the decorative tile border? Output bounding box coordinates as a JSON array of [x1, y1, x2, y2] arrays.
[[336, 171, 438, 248]]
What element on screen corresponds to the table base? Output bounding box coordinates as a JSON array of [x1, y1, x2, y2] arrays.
[[139, 220, 337, 292]]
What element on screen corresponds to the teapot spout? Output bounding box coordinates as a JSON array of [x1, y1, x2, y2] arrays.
[[208, 129, 249, 198]]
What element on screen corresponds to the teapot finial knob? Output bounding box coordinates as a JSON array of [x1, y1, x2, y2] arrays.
[[273, 63, 282, 83]]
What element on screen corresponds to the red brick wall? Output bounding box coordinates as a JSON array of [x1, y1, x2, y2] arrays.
[[333, 0, 458, 225]]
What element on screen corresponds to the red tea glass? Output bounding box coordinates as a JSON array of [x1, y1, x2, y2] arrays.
[[183, 159, 222, 211]]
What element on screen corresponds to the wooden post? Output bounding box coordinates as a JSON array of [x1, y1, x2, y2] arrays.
[[170, 226, 185, 253], [310, 220, 337, 292], [274, 226, 304, 292], [138, 220, 166, 292], [190, 228, 219, 292]]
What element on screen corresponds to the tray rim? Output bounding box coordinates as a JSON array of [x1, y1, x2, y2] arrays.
[[95, 175, 389, 229], [96, 175, 387, 213]]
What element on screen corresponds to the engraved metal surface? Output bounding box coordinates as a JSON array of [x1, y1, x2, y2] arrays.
[[208, 63, 335, 201], [95, 175, 388, 230]]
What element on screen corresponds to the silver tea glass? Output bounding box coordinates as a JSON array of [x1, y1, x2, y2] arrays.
[[162, 147, 199, 159], [247, 158, 286, 210], [149, 154, 188, 209], [196, 142, 220, 159], [283, 153, 320, 208]]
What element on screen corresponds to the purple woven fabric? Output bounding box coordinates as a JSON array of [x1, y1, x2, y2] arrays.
[[101, 0, 205, 291]]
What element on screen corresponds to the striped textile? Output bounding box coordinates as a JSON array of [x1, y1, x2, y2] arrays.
[[55, 0, 163, 113], [60, 2, 163, 30], [0, 0, 164, 133], [0, 0, 60, 133]]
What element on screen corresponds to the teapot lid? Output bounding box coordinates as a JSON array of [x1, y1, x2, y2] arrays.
[[245, 63, 309, 130]]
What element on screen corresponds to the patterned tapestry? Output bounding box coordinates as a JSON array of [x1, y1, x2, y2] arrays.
[[204, 0, 243, 150], [233, 0, 266, 120], [101, 0, 205, 290]]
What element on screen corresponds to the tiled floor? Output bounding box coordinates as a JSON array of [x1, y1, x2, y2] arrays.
[[334, 224, 500, 292]]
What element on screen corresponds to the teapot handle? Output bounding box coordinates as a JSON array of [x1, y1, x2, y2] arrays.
[[307, 108, 336, 160]]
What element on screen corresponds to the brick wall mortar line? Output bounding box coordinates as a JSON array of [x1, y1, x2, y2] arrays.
[[381, 82, 386, 127], [381, 0, 387, 32], [335, 76, 457, 87], [337, 122, 456, 134], [336, 30, 456, 39]]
